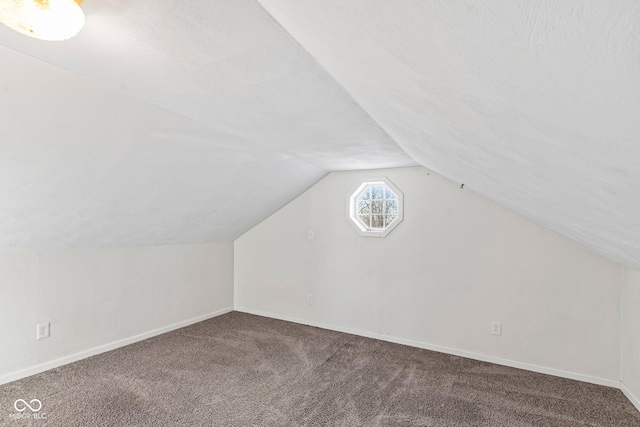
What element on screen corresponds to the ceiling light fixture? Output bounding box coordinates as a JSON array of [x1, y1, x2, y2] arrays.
[[0, 0, 84, 41]]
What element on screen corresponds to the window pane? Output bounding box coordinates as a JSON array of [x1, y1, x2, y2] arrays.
[[358, 200, 371, 214], [384, 187, 397, 199], [371, 215, 384, 228], [357, 215, 371, 227], [360, 189, 372, 200], [385, 215, 397, 226], [385, 200, 398, 215], [372, 200, 383, 214], [371, 186, 384, 199]]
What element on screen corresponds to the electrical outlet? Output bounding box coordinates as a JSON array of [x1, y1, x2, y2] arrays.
[[491, 321, 502, 336], [307, 294, 314, 305], [308, 229, 314, 240], [37, 322, 50, 340]]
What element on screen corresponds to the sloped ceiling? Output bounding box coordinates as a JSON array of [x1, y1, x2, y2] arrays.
[[258, 0, 640, 268], [0, 0, 414, 250], [1, 1, 639, 268]]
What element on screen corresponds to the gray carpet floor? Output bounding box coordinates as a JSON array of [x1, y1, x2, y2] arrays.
[[1, 312, 639, 426]]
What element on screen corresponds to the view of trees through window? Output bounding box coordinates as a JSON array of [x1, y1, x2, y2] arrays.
[[356, 184, 398, 230]]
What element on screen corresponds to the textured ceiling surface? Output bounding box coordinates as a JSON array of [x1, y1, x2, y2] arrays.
[[0, 45, 328, 248], [0, 1, 638, 268], [259, 0, 640, 268], [0, 1, 413, 251]]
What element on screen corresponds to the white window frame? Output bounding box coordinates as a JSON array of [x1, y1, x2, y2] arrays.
[[347, 178, 404, 237]]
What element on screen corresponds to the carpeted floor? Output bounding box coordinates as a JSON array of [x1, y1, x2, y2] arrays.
[[1, 312, 639, 426]]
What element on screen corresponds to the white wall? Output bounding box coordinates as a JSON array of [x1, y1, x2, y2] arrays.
[[235, 167, 623, 385], [622, 267, 640, 410], [0, 242, 233, 384]]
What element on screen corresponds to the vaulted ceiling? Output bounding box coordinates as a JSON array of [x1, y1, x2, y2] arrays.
[[1, 1, 638, 268]]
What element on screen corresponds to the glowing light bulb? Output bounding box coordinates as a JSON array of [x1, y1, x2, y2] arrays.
[[0, 0, 84, 41]]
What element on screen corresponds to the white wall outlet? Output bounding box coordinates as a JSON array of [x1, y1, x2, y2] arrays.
[[491, 321, 502, 336], [307, 294, 314, 305], [308, 229, 314, 240], [37, 322, 50, 340]]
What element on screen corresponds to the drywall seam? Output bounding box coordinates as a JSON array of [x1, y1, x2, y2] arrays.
[[621, 382, 640, 413], [235, 307, 620, 389], [0, 307, 233, 386], [253, 0, 413, 164]]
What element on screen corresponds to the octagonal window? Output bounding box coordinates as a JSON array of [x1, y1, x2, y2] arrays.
[[348, 179, 403, 237]]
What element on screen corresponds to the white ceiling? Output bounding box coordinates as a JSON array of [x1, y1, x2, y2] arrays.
[[1, 1, 638, 268], [0, 0, 413, 251], [259, 0, 640, 268]]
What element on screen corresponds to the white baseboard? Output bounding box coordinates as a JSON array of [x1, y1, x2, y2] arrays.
[[235, 307, 620, 389], [0, 307, 233, 386], [621, 382, 640, 413]]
